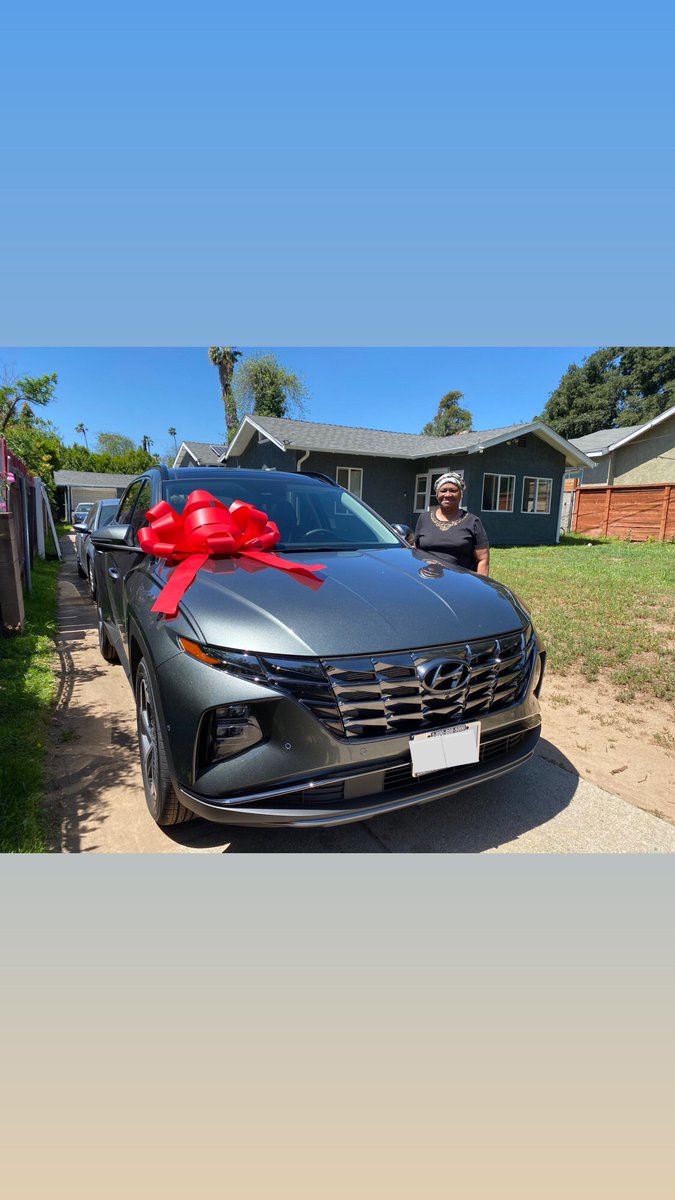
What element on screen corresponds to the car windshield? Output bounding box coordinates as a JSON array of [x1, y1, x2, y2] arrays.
[[163, 475, 400, 550]]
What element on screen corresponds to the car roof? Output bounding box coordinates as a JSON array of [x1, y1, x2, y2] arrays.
[[160, 467, 334, 487]]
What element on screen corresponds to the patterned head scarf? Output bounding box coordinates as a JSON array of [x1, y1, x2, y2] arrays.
[[434, 471, 465, 496]]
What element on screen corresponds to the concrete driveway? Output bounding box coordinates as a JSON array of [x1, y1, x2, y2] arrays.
[[45, 535, 675, 854]]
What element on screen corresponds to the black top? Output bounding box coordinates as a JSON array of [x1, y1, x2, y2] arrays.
[[414, 510, 489, 571]]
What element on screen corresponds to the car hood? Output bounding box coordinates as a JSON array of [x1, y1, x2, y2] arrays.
[[171, 546, 529, 657]]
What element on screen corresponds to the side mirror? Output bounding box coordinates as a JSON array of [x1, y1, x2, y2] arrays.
[[90, 522, 135, 550], [391, 523, 415, 546], [72, 522, 89, 533]]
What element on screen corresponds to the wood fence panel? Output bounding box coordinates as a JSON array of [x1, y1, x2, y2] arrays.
[[573, 484, 675, 541]]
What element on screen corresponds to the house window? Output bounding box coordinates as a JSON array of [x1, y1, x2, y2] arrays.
[[482, 473, 515, 512], [522, 477, 552, 514], [414, 468, 464, 512], [336, 466, 363, 498]]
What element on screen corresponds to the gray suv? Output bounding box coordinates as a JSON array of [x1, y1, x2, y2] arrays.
[[91, 466, 545, 828]]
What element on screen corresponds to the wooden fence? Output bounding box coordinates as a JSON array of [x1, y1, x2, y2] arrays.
[[572, 483, 675, 542]]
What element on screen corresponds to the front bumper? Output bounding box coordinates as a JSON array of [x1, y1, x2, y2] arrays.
[[176, 715, 541, 827]]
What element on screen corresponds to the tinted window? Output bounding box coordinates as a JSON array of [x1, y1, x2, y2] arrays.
[[128, 480, 153, 540], [117, 481, 144, 525], [163, 476, 399, 549]]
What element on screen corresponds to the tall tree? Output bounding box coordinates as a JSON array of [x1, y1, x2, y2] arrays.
[[233, 353, 307, 420], [0, 371, 58, 430], [96, 431, 136, 456], [168, 426, 178, 451], [538, 347, 675, 438], [75, 422, 89, 449], [209, 346, 242, 439], [422, 390, 473, 436]]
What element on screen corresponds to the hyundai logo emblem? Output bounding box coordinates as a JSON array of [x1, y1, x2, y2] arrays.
[[416, 657, 469, 694]]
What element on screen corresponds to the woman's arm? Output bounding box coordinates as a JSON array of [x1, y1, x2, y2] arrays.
[[474, 547, 490, 576]]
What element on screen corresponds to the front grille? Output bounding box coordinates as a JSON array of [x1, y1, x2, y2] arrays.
[[262, 627, 536, 740]]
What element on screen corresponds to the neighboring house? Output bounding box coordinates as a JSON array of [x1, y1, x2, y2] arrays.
[[215, 415, 593, 546], [54, 471, 137, 520], [173, 441, 228, 468], [569, 405, 675, 485]]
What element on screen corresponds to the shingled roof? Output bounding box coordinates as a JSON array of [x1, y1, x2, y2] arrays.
[[225, 415, 593, 468], [227, 416, 536, 460]]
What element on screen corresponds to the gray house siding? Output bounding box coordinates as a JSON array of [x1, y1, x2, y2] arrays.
[[415, 436, 566, 545], [228, 441, 296, 472]]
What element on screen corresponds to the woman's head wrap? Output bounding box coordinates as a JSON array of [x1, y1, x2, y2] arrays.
[[434, 471, 465, 496]]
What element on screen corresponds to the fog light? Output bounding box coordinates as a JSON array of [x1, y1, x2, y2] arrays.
[[208, 704, 263, 763]]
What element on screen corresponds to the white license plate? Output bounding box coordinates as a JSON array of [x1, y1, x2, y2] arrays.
[[409, 722, 481, 777]]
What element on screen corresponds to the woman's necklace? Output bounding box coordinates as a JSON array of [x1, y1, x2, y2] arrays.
[[431, 508, 465, 530]]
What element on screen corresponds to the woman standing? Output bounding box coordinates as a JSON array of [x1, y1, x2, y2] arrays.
[[414, 472, 490, 576]]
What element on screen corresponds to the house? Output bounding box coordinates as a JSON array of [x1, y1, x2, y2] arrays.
[[173, 441, 228, 468], [566, 406, 675, 541], [53, 471, 138, 520], [569, 405, 675, 485], [204, 415, 593, 546]]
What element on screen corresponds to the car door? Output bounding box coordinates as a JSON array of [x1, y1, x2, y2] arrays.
[[105, 479, 154, 669]]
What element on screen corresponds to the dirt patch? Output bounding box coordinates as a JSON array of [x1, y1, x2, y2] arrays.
[[537, 673, 675, 824]]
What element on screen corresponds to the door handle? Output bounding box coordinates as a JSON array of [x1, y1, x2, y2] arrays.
[[108, 566, 120, 579]]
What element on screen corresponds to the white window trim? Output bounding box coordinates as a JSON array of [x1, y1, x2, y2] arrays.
[[336, 465, 363, 498], [413, 466, 463, 512], [521, 476, 553, 515], [481, 472, 515, 514]]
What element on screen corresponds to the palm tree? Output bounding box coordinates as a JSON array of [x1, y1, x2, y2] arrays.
[[75, 422, 89, 449], [168, 426, 178, 452], [142, 435, 153, 454], [208, 346, 242, 440]]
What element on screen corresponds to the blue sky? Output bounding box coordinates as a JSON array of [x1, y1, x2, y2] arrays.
[[0, 347, 596, 456]]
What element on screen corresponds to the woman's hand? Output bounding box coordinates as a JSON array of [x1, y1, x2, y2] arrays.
[[475, 547, 490, 577]]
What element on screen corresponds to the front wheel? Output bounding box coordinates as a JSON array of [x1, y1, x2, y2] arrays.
[[135, 658, 193, 826]]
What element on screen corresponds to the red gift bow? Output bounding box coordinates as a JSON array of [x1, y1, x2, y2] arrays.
[[137, 489, 326, 617]]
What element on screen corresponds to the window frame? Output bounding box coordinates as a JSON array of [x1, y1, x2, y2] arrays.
[[336, 465, 363, 499], [521, 476, 553, 515], [481, 473, 515, 514]]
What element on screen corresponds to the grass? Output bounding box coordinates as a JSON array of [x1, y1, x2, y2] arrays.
[[0, 550, 60, 852], [491, 534, 675, 704]]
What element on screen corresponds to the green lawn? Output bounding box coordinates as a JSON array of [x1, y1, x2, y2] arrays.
[[0, 549, 61, 852], [492, 534, 675, 703]]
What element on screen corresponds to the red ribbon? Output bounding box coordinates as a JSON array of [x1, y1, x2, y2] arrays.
[[138, 489, 325, 617]]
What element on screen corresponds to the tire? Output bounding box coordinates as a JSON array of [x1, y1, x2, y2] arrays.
[[97, 603, 119, 663], [87, 557, 97, 600], [135, 658, 193, 826]]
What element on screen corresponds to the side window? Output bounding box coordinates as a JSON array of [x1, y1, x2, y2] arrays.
[[482, 473, 515, 512], [128, 480, 153, 540], [117, 481, 144, 525]]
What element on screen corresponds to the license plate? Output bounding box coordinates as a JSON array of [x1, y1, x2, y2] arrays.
[[409, 722, 481, 777]]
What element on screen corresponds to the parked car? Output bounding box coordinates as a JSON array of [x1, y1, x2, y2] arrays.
[[91, 466, 545, 829], [71, 502, 94, 526], [73, 499, 120, 597]]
